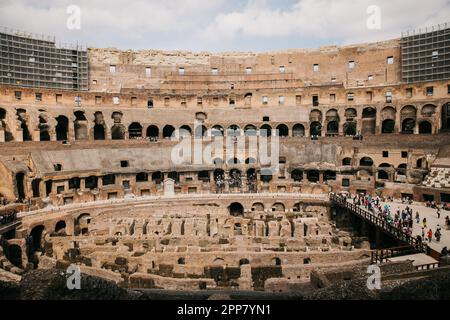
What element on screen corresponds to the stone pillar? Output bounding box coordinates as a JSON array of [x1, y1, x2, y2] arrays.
[[0, 128, 4, 142], [319, 172, 324, 184], [80, 178, 86, 191]]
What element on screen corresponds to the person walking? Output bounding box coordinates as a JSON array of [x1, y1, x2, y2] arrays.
[[427, 229, 433, 243], [437, 208, 441, 219], [415, 212, 420, 224], [435, 228, 441, 242], [423, 218, 427, 229]]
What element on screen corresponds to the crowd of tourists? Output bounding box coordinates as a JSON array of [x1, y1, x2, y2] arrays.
[[339, 192, 445, 245], [214, 172, 257, 193], [0, 212, 16, 226]]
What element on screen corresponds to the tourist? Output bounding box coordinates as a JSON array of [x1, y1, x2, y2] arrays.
[[423, 217, 427, 229], [437, 208, 441, 219], [421, 227, 425, 239], [415, 212, 420, 224], [441, 247, 449, 256], [435, 228, 441, 242], [427, 229, 433, 242]]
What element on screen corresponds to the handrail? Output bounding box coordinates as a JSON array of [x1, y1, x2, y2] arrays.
[[330, 193, 428, 253]]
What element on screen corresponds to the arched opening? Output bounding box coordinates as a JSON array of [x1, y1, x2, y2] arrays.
[[229, 169, 242, 188], [6, 244, 22, 268], [244, 124, 257, 136], [342, 158, 352, 166], [146, 125, 159, 140], [213, 158, 224, 165], [401, 118, 416, 134], [362, 107, 376, 135], [128, 122, 143, 138], [260, 169, 273, 183], [38, 114, 50, 141], [245, 157, 257, 164], [152, 171, 162, 184], [194, 125, 207, 138], [326, 121, 339, 135], [229, 202, 244, 216], [272, 257, 281, 266], [136, 172, 149, 182], [93, 124, 105, 140], [382, 119, 395, 133], [343, 122, 356, 136], [31, 179, 41, 198], [211, 125, 224, 137], [442, 103, 450, 131], [359, 157, 374, 166], [400, 106, 417, 134], [378, 170, 389, 180], [111, 124, 125, 140], [252, 202, 264, 211], [272, 202, 285, 212], [16, 109, 31, 141], [292, 124, 305, 137], [55, 220, 66, 234], [276, 124, 289, 137], [291, 169, 303, 182], [177, 257, 185, 265], [416, 158, 424, 169], [307, 170, 320, 183], [309, 122, 322, 136], [74, 111, 88, 140], [69, 177, 81, 190], [239, 258, 250, 266], [85, 176, 98, 189], [55, 115, 69, 141], [227, 125, 240, 137], [168, 171, 179, 183], [179, 125, 192, 138], [419, 121, 432, 134], [397, 163, 407, 175], [15, 172, 25, 200], [260, 124, 272, 137], [247, 168, 257, 192], [228, 157, 240, 165], [163, 125, 175, 139], [244, 92, 252, 106], [198, 170, 210, 182], [324, 170, 336, 181], [29, 225, 45, 252], [0, 108, 13, 141]]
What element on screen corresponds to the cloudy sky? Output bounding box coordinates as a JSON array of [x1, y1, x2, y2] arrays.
[[0, 0, 449, 52]]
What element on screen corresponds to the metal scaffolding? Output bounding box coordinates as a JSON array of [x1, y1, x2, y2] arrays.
[[0, 27, 88, 91], [401, 23, 450, 83]]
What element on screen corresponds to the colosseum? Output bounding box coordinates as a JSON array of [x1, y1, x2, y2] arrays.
[[0, 22, 450, 300]]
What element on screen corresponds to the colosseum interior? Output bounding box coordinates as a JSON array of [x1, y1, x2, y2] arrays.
[[0, 22, 450, 300]]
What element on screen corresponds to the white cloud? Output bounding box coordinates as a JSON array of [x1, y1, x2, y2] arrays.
[[0, 0, 449, 51]]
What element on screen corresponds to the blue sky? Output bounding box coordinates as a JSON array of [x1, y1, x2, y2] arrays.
[[0, 0, 449, 52]]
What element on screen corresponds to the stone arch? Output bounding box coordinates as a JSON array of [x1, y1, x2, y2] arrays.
[[179, 125, 192, 138], [361, 107, 376, 135], [55, 115, 69, 141], [272, 202, 285, 212], [359, 157, 374, 166], [309, 122, 322, 136], [74, 111, 88, 140], [307, 170, 320, 182], [291, 169, 303, 182], [252, 202, 264, 211], [245, 157, 257, 164], [418, 121, 432, 134], [6, 244, 22, 268], [93, 111, 105, 140], [342, 157, 352, 166], [276, 124, 289, 137], [37, 114, 50, 141], [400, 105, 417, 133], [292, 124, 305, 137], [146, 125, 159, 140], [345, 108, 357, 119], [0, 108, 13, 141], [194, 125, 207, 138], [260, 169, 273, 182], [152, 171, 163, 183], [272, 257, 281, 266], [111, 124, 125, 140], [16, 109, 32, 141], [421, 104, 436, 117], [244, 124, 257, 136], [442, 103, 450, 131], [382, 119, 395, 133], [15, 172, 26, 200], [229, 202, 244, 216], [401, 118, 416, 134], [239, 258, 250, 266], [227, 125, 240, 137], [128, 122, 143, 138], [211, 125, 224, 136], [260, 124, 272, 137], [55, 220, 66, 234], [326, 121, 339, 135], [325, 109, 339, 135], [162, 125, 175, 139], [378, 170, 389, 180], [343, 121, 356, 136], [29, 225, 45, 252], [324, 170, 336, 181]]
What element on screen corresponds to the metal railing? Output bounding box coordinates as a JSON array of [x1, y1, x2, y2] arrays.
[[330, 193, 427, 253]]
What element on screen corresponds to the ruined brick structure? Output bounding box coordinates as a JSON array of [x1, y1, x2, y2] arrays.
[[0, 25, 449, 292]]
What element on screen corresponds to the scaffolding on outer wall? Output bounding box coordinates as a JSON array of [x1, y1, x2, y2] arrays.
[[401, 22, 450, 83], [0, 26, 88, 91]]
